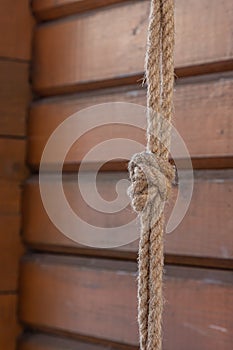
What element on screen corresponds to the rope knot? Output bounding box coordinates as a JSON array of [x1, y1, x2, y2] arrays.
[[128, 152, 175, 216]]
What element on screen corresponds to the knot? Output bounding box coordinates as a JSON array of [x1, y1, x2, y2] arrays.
[[128, 152, 175, 216]]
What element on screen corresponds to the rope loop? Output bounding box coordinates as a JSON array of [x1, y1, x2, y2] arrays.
[[128, 151, 175, 215]]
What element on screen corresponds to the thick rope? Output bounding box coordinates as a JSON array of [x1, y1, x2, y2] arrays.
[[128, 1, 175, 350]]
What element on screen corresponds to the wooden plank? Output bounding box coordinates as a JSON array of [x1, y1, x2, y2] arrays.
[[23, 172, 137, 254], [0, 138, 27, 180], [0, 60, 31, 136], [33, 0, 128, 21], [0, 180, 21, 215], [19, 255, 233, 348], [19, 333, 124, 350], [0, 294, 21, 350], [165, 171, 233, 261], [33, 0, 233, 95], [163, 267, 233, 350], [0, 216, 23, 292], [19, 256, 138, 346], [28, 73, 233, 169], [33, 1, 148, 95], [0, 0, 33, 60], [23, 170, 233, 265]]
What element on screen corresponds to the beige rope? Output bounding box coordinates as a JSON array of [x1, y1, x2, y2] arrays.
[[128, 1, 175, 349]]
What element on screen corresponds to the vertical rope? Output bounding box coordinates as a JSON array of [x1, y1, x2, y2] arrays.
[[128, 1, 175, 349]]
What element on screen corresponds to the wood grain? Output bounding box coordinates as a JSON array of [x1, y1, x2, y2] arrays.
[[0, 60, 31, 136], [33, 0, 233, 95], [33, 0, 128, 21], [0, 294, 21, 350], [33, 1, 148, 95], [0, 0, 33, 60], [22, 170, 233, 264], [0, 138, 27, 180], [0, 180, 21, 215], [19, 333, 121, 350], [0, 216, 23, 292], [19, 255, 233, 348], [0, 2, 32, 349], [28, 73, 233, 169]]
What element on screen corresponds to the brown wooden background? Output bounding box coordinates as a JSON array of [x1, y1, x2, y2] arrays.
[[0, 1, 33, 349], [0, 1, 233, 349]]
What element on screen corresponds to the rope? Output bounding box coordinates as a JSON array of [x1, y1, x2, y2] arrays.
[[128, 1, 175, 349]]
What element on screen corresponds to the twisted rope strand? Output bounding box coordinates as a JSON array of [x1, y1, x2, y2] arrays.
[[128, 1, 175, 350], [147, 2, 174, 349], [146, 0, 162, 155], [160, 0, 175, 157], [137, 2, 162, 348]]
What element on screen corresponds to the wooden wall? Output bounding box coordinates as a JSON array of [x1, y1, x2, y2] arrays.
[[0, 1, 33, 349], [19, 1, 233, 349]]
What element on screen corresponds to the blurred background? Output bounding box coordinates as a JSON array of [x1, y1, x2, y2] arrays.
[[0, 0, 232, 349]]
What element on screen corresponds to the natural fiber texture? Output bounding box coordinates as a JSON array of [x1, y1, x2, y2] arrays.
[[128, 1, 175, 349]]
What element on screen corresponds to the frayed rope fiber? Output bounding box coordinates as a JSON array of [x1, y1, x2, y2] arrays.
[[128, 1, 175, 349]]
